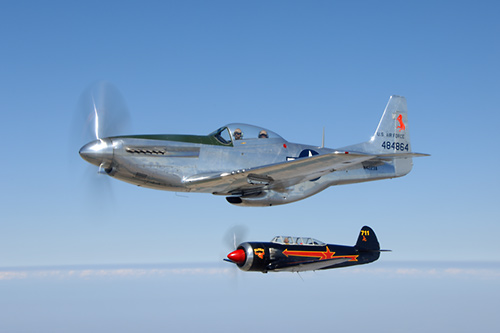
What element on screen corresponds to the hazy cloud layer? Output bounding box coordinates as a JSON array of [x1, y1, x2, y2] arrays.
[[1, 262, 499, 281]]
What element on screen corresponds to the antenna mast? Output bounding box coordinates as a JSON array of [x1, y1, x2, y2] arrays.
[[321, 127, 325, 148]]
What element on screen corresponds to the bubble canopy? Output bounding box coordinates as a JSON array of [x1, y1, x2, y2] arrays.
[[210, 123, 285, 145], [271, 236, 326, 246]]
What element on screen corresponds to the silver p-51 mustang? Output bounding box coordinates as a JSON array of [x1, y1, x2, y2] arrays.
[[79, 95, 428, 206]]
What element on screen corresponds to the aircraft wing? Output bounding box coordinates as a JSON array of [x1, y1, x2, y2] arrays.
[[269, 257, 353, 272], [183, 151, 376, 194]]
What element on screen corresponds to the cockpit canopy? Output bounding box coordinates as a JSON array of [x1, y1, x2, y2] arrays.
[[271, 236, 326, 246], [210, 123, 285, 145]]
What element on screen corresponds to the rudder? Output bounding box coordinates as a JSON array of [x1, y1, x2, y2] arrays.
[[342, 96, 412, 153], [370, 95, 412, 154], [341, 96, 416, 176], [355, 226, 380, 251]]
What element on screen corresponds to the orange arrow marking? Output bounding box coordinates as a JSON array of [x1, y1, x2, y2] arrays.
[[282, 246, 358, 261]]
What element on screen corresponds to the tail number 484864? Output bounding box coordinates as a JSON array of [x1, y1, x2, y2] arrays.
[[381, 141, 409, 151]]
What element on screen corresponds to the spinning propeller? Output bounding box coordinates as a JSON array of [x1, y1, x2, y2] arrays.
[[223, 225, 248, 265], [74, 82, 131, 205], [78, 81, 131, 142], [78, 81, 130, 173], [221, 225, 248, 286]]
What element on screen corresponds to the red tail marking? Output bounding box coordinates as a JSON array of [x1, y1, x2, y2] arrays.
[[396, 114, 406, 132]]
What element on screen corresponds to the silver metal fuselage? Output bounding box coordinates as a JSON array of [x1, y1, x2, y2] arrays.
[[80, 130, 400, 205], [79, 96, 425, 206]]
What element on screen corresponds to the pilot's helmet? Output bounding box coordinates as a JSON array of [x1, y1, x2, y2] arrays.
[[258, 130, 268, 138], [234, 128, 243, 140]]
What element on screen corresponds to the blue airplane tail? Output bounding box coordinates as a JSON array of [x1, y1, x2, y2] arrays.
[[354, 226, 380, 251]]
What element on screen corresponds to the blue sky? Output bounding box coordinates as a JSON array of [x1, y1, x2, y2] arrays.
[[1, 1, 499, 332]]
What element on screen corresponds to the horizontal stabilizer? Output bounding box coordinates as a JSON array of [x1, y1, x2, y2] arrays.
[[374, 152, 430, 159]]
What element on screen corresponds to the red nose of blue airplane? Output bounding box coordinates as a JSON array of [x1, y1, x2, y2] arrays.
[[227, 249, 246, 264]]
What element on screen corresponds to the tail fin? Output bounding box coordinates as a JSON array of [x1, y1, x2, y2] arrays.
[[341, 95, 421, 176], [354, 226, 380, 251], [369, 95, 411, 154], [344, 95, 412, 154]]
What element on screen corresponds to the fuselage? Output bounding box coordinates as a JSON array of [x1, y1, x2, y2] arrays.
[[229, 241, 380, 273], [79, 123, 406, 206]]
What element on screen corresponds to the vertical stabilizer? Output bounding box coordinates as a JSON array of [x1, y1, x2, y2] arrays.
[[369, 95, 411, 154], [341, 96, 415, 176], [355, 226, 380, 251]]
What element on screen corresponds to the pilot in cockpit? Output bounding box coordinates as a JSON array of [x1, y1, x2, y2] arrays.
[[258, 130, 268, 139], [234, 128, 243, 140]]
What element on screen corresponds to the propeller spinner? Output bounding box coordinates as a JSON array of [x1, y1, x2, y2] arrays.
[[227, 249, 246, 264], [79, 138, 114, 172]]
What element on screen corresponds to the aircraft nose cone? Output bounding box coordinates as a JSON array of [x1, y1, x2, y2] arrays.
[[227, 249, 246, 264], [79, 139, 113, 168]]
